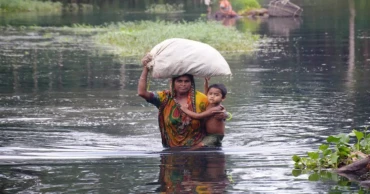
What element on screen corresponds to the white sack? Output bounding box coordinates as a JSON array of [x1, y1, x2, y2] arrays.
[[146, 38, 231, 78]]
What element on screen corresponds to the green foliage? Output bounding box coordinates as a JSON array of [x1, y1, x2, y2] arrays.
[[0, 0, 95, 13], [93, 20, 260, 57], [231, 0, 261, 12], [293, 127, 370, 171], [0, 0, 62, 12], [145, 3, 184, 14]]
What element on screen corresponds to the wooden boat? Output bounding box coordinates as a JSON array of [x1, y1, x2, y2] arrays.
[[268, 0, 303, 17]]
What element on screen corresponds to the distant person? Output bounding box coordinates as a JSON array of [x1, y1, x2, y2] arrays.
[[204, 0, 212, 13], [180, 78, 228, 149], [219, 0, 237, 17]]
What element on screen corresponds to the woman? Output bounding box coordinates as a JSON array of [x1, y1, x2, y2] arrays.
[[138, 55, 209, 148]]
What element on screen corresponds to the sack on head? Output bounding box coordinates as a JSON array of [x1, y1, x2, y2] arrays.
[[146, 38, 231, 78]]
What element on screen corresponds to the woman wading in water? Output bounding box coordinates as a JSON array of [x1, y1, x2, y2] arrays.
[[138, 54, 227, 148]]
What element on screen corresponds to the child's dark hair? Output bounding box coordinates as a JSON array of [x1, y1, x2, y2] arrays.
[[208, 84, 227, 98]]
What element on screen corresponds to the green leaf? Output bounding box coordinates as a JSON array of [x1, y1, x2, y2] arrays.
[[337, 133, 350, 143], [292, 155, 301, 162], [338, 146, 351, 156], [294, 163, 303, 169], [319, 144, 329, 151], [353, 130, 364, 141], [323, 149, 332, 156], [308, 152, 319, 160], [327, 136, 341, 143], [330, 153, 339, 166]]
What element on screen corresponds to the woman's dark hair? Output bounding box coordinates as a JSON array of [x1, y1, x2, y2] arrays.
[[172, 74, 194, 82], [208, 84, 227, 98]]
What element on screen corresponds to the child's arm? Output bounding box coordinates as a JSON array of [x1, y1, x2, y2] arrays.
[[180, 105, 223, 119], [204, 77, 210, 94]]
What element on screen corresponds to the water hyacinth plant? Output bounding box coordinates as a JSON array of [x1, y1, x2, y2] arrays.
[[293, 128, 370, 171], [93, 20, 259, 57]]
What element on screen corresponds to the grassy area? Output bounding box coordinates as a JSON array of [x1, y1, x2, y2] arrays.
[[0, 0, 62, 12], [92, 20, 260, 57]]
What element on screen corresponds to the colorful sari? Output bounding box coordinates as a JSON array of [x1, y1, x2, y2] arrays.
[[147, 77, 208, 147]]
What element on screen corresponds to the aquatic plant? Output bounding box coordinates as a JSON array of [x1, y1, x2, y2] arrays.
[[0, 0, 62, 12], [145, 3, 184, 14], [293, 128, 370, 171], [93, 20, 259, 57]]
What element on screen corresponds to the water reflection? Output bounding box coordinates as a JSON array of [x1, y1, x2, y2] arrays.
[[265, 17, 302, 37], [292, 170, 363, 192], [346, 0, 355, 91], [0, 151, 229, 193], [154, 150, 229, 193]]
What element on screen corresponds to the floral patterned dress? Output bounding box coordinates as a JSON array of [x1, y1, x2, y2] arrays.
[[147, 87, 208, 147]]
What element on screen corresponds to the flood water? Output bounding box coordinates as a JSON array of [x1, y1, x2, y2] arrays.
[[1, 0, 370, 193]]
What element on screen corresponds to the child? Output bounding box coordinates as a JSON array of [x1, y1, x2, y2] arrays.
[[180, 78, 227, 149]]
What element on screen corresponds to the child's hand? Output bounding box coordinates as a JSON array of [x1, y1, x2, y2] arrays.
[[213, 106, 227, 119], [210, 105, 225, 114], [180, 104, 189, 111]]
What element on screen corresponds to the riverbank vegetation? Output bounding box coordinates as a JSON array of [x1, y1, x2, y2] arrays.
[[0, 0, 94, 13], [93, 20, 259, 57], [145, 3, 184, 13], [232, 0, 261, 14], [293, 128, 370, 171], [0, 0, 62, 12]]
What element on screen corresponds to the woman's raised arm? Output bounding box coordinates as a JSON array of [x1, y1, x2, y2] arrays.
[[137, 54, 153, 100]]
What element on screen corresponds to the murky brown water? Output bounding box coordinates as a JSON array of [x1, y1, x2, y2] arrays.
[[1, 0, 370, 193]]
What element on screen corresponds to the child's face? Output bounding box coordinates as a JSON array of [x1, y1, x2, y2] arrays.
[[207, 88, 224, 104]]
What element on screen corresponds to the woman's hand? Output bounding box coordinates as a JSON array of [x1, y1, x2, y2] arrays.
[[141, 53, 152, 68], [204, 77, 210, 83]]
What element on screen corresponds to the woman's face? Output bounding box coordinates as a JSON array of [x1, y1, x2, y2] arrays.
[[174, 75, 192, 95]]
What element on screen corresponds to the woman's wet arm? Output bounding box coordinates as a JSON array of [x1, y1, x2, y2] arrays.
[[137, 66, 152, 100]]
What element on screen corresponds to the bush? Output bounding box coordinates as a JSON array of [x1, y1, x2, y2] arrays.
[[231, 0, 261, 11], [0, 0, 62, 12]]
